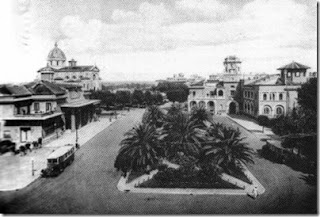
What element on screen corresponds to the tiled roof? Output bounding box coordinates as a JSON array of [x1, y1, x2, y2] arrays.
[[0, 85, 32, 96], [277, 61, 310, 70], [25, 80, 66, 96], [57, 65, 98, 72], [37, 66, 56, 72]]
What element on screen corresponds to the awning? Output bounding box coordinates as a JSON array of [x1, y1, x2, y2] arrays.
[[61, 99, 100, 108], [4, 112, 63, 121]]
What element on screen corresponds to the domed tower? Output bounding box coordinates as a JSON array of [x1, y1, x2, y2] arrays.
[[47, 42, 66, 69]]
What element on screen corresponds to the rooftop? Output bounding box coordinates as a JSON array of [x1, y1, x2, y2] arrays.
[[277, 61, 310, 70]]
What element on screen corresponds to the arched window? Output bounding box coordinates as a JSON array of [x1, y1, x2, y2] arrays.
[[73, 75, 77, 79], [218, 90, 224, 96], [276, 106, 283, 115], [193, 91, 196, 97], [279, 93, 283, 100], [263, 106, 271, 115], [263, 93, 267, 100]]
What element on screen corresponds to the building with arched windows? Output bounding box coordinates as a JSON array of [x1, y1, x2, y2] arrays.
[[242, 61, 312, 118], [187, 56, 243, 115], [38, 42, 102, 92]]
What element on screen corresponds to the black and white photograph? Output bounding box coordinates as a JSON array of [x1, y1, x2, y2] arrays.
[[0, 0, 318, 214]]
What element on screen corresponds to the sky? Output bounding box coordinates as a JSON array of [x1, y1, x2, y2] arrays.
[[0, 0, 317, 83]]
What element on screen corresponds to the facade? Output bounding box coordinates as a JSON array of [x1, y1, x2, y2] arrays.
[[0, 82, 65, 145], [38, 42, 102, 92], [242, 61, 311, 118], [187, 56, 243, 115], [0, 81, 100, 147]]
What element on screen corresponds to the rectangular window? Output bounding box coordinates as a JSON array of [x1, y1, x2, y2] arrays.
[[230, 90, 235, 96], [3, 130, 11, 139], [287, 72, 291, 77], [34, 102, 40, 113], [295, 72, 300, 77], [46, 103, 52, 112]]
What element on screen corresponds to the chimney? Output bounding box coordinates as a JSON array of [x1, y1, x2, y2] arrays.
[[69, 59, 77, 67]]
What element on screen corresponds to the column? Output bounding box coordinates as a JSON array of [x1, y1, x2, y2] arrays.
[[71, 110, 76, 132]]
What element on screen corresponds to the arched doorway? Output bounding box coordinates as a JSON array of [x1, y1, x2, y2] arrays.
[[229, 101, 237, 114], [207, 101, 215, 113], [190, 101, 197, 110], [199, 101, 206, 109]]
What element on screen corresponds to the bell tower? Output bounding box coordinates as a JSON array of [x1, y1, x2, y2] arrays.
[[223, 56, 241, 75]]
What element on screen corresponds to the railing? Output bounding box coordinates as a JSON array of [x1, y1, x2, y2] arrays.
[[14, 110, 57, 117]]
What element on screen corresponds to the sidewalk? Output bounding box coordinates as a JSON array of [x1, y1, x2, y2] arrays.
[[0, 111, 128, 191], [227, 115, 274, 137]]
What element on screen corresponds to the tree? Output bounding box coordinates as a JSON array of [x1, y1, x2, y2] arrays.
[[90, 90, 116, 107], [114, 123, 160, 176], [190, 106, 212, 129], [202, 124, 254, 172], [257, 115, 270, 132], [142, 105, 165, 128], [297, 78, 317, 113], [166, 89, 188, 103], [144, 90, 154, 106], [154, 92, 163, 104], [115, 91, 131, 107], [132, 90, 144, 106], [162, 112, 205, 159]]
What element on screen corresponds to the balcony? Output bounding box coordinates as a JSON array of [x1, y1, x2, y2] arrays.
[[5, 110, 63, 121]]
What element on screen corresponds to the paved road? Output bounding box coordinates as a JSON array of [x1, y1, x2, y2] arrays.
[[0, 111, 316, 214]]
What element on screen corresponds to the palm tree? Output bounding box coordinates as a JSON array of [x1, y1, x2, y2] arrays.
[[142, 105, 165, 128], [114, 123, 161, 176], [190, 105, 212, 129], [166, 102, 184, 117], [162, 112, 205, 159], [202, 123, 254, 172], [206, 122, 241, 141]]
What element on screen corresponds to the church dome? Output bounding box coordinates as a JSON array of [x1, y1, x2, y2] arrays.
[[47, 42, 66, 61]]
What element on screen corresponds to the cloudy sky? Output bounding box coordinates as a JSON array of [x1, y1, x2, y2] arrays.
[[1, 0, 317, 83]]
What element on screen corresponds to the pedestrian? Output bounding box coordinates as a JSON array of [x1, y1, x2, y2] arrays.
[[38, 137, 42, 148]]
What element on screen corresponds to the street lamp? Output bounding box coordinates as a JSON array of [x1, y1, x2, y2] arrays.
[[75, 112, 79, 149], [31, 158, 35, 176]]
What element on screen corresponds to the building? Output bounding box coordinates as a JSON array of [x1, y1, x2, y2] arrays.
[[0, 80, 100, 147], [0, 82, 65, 145], [166, 73, 187, 82], [187, 56, 243, 115], [38, 42, 102, 93], [242, 61, 311, 118]]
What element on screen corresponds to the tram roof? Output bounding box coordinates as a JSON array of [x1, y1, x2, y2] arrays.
[[48, 145, 74, 159]]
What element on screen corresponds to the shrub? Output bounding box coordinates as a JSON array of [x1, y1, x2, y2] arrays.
[[257, 115, 270, 127]]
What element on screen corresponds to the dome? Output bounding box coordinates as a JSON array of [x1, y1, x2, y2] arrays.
[[47, 42, 66, 61]]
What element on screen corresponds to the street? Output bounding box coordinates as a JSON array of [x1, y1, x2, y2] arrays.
[[0, 110, 316, 214]]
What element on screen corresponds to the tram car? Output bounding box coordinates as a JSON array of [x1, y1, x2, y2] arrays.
[[41, 145, 75, 177]]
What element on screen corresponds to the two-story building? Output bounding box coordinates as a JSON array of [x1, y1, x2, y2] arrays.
[[188, 56, 243, 115], [242, 61, 311, 118], [0, 83, 65, 145], [0, 80, 100, 147]]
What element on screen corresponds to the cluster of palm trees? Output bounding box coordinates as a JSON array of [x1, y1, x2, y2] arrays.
[[114, 103, 254, 180]]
